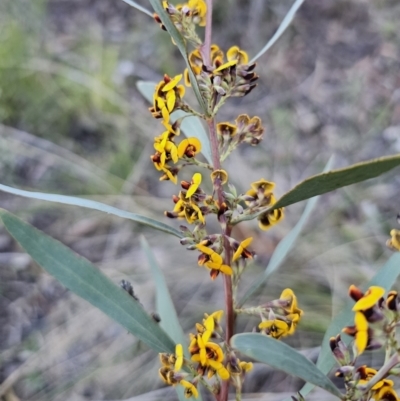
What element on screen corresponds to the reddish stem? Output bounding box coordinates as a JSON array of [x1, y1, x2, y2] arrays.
[[203, 4, 233, 401], [207, 120, 234, 401]]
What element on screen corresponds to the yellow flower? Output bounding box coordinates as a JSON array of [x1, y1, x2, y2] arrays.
[[239, 361, 253, 372], [258, 207, 284, 230], [227, 46, 249, 65], [250, 179, 275, 195], [279, 288, 303, 316], [210, 169, 229, 185], [196, 244, 232, 276], [152, 74, 185, 124], [342, 311, 369, 354], [187, 0, 207, 26], [180, 380, 199, 398], [191, 340, 230, 380], [232, 237, 253, 262], [373, 385, 399, 401], [259, 318, 290, 339], [175, 343, 184, 371], [387, 229, 400, 251], [216, 122, 237, 138], [356, 366, 398, 401], [160, 165, 179, 184], [178, 137, 202, 158], [352, 286, 385, 311], [154, 133, 179, 164], [186, 173, 202, 198], [213, 59, 238, 73]]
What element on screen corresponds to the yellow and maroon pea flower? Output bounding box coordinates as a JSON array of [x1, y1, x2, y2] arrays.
[[196, 243, 232, 277], [352, 286, 385, 312], [373, 384, 400, 401], [386, 291, 399, 311], [151, 74, 185, 124], [279, 288, 303, 316], [227, 46, 249, 65], [258, 206, 285, 231], [177, 137, 202, 158], [387, 229, 400, 251], [185, 172, 202, 198], [232, 237, 254, 263], [160, 165, 180, 184], [355, 366, 399, 401], [259, 318, 291, 339], [211, 169, 229, 187], [349, 285, 385, 322], [180, 379, 199, 399], [216, 122, 237, 141], [250, 179, 275, 200], [186, 0, 207, 26], [165, 192, 205, 223]]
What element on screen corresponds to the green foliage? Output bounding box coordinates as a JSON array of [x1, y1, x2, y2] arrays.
[[231, 333, 343, 398], [0, 208, 176, 353], [271, 154, 400, 211], [0, 182, 182, 237], [141, 236, 186, 347]]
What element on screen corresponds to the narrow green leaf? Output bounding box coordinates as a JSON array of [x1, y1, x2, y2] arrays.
[[231, 333, 343, 398], [140, 237, 202, 401], [141, 236, 186, 347], [147, 0, 206, 113], [270, 154, 400, 212], [0, 208, 175, 354], [137, 81, 212, 164], [121, 0, 153, 17], [0, 183, 182, 238], [239, 157, 335, 307], [299, 252, 400, 398], [250, 0, 305, 63]]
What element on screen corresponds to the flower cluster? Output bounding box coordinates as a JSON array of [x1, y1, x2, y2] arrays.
[[185, 44, 258, 114], [159, 311, 253, 398], [330, 285, 400, 401], [333, 363, 400, 401], [258, 289, 303, 339], [154, 0, 207, 45], [149, 74, 205, 183], [151, 6, 290, 400], [244, 179, 285, 230]]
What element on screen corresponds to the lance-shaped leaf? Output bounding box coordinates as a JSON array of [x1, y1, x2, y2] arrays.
[[250, 0, 305, 63], [147, 0, 206, 113], [141, 236, 186, 347], [0, 183, 182, 238], [231, 333, 343, 398], [137, 81, 212, 164], [298, 252, 400, 398], [0, 208, 175, 354], [238, 157, 334, 307], [269, 154, 400, 211]]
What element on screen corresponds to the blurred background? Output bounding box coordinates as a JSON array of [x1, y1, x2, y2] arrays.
[[0, 0, 400, 399]]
